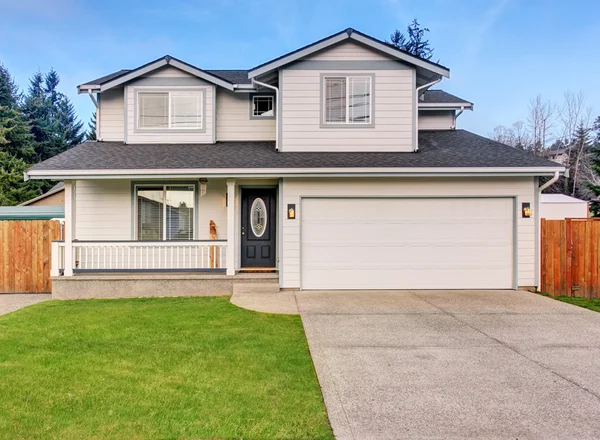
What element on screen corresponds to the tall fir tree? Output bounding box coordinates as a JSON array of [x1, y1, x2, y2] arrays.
[[0, 64, 20, 108], [86, 111, 96, 140], [589, 117, 600, 215], [23, 70, 84, 161], [388, 19, 434, 60], [0, 65, 36, 161], [0, 151, 46, 205]]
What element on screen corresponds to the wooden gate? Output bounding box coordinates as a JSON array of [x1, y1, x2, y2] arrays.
[[0, 220, 62, 293], [541, 218, 600, 298]]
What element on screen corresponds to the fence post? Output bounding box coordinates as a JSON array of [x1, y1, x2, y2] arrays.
[[566, 218, 572, 296], [50, 241, 60, 277]]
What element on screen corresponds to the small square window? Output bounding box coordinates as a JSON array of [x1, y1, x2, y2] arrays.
[[252, 95, 274, 118]]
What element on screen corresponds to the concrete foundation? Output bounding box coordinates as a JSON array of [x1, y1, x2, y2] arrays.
[[51, 273, 279, 300]]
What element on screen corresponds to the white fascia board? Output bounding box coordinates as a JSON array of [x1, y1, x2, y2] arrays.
[[26, 166, 566, 180], [168, 59, 235, 91], [99, 58, 235, 92], [349, 33, 450, 78], [248, 33, 349, 78], [419, 103, 473, 109], [100, 59, 169, 91]]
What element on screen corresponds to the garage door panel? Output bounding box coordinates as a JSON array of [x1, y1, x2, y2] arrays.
[[301, 198, 513, 290]]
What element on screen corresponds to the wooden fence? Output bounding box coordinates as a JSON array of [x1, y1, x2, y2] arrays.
[[541, 218, 600, 298], [0, 220, 62, 293]]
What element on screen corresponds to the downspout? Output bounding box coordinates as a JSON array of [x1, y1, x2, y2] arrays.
[[251, 79, 279, 151], [453, 105, 465, 129], [414, 77, 442, 152], [536, 170, 561, 290], [88, 90, 99, 141]]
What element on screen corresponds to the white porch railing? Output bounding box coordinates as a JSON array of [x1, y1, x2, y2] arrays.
[[51, 240, 227, 274]]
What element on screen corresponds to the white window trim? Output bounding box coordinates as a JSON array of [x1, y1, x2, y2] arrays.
[[134, 183, 197, 241], [321, 75, 374, 127], [135, 90, 205, 132], [249, 94, 276, 120]]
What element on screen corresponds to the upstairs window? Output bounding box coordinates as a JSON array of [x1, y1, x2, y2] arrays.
[[251, 95, 275, 119], [138, 91, 203, 130], [323, 76, 372, 125]]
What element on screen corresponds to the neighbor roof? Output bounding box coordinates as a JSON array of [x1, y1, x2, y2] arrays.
[[27, 130, 562, 178], [421, 90, 473, 106], [541, 194, 587, 204]]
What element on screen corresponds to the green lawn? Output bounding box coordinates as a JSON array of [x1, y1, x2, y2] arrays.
[[0, 297, 333, 440], [551, 296, 600, 313]]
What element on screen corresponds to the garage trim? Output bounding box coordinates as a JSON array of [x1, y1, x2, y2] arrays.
[[299, 195, 518, 290]]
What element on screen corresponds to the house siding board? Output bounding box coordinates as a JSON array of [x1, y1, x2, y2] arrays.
[[304, 40, 395, 61], [125, 70, 214, 144], [74, 179, 229, 241], [281, 67, 414, 152], [216, 89, 275, 141], [419, 110, 455, 130], [281, 177, 536, 289], [99, 88, 125, 141]]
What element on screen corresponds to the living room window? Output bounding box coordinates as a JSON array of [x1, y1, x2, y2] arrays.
[[137, 91, 203, 130], [323, 76, 373, 126], [250, 95, 275, 119], [136, 185, 195, 240]]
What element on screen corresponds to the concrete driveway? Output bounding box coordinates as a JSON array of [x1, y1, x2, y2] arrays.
[[297, 290, 600, 440], [0, 294, 50, 316]]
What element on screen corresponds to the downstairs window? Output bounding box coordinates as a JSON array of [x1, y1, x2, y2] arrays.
[[136, 185, 195, 240]]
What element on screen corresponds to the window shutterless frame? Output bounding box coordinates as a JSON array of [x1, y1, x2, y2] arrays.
[[134, 183, 197, 241], [320, 74, 375, 128], [249, 93, 276, 120], [136, 90, 205, 131]]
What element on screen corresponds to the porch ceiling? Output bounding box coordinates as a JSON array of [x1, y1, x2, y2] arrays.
[[27, 130, 562, 178]]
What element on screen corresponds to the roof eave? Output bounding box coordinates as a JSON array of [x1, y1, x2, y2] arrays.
[[25, 166, 567, 181], [93, 57, 236, 93], [248, 28, 450, 79]]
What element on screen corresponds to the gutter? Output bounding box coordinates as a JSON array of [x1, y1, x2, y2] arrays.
[[25, 167, 567, 181], [414, 78, 442, 152], [539, 171, 560, 192], [251, 79, 280, 151]]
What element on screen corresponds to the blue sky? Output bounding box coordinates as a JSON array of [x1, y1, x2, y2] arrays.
[[1, 0, 598, 137]]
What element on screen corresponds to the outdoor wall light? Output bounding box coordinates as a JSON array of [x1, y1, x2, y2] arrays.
[[199, 178, 208, 197], [287, 204, 296, 219], [522, 202, 531, 218]]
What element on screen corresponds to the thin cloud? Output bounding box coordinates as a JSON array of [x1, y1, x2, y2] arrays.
[[466, 0, 510, 59]]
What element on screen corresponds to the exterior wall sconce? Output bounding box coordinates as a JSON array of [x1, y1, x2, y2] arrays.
[[522, 202, 531, 218], [199, 178, 208, 197], [287, 204, 296, 219]]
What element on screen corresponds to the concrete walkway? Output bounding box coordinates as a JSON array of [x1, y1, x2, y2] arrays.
[[0, 294, 51, 316], [230, 284, 299, 314], [297, 290, 600, 440]]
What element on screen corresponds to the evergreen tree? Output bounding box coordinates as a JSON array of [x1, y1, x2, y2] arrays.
[[0, 151, 46, 206], [0, 64, 20, 108], [86, 111, 96, 140], [23, 70, 84, 161], [388, 19, 434, 60], [589, 117, 600, 215], [0, 64, 35, 161]]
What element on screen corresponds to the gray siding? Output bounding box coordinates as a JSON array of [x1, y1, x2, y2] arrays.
[[216, 89, 275, 141], [98, 88, 124, 141], [419, 110, 455, 130]]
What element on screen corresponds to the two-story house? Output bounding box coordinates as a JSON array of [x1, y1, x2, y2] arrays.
[[26, 28, 565, 298]]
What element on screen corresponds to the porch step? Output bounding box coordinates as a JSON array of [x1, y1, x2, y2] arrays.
[[233, 283, 280, 295]]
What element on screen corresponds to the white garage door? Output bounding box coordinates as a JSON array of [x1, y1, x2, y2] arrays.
[[301, 198, 514, 290]]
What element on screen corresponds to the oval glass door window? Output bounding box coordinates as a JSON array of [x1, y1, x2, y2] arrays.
[[251, 198, 267, 237]]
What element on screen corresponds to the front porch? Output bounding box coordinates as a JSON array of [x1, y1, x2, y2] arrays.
[[50, 178, 281, 297]]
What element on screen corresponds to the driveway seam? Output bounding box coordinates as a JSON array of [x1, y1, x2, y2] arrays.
[[301, 314, 356, 440], [412, 292, 600, 403]]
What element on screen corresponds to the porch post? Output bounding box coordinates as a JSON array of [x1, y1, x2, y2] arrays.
[[226, 179, 236, 276], [63, 180, 76, 276]]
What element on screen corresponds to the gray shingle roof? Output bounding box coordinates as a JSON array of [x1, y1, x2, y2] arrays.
[[421, 90, 472, 105], [82, 70, 132, 85], [28, 130, 560, 173], [206, 70, 250, 84]]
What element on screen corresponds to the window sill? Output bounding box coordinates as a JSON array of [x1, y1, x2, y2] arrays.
[[319, 123, 376, 129]]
